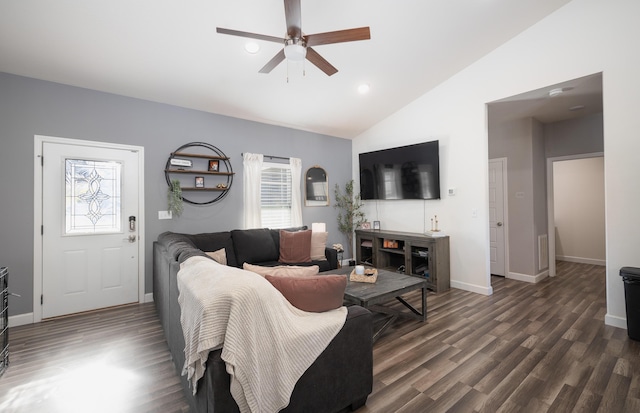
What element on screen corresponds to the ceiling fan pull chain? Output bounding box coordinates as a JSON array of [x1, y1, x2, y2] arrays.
[[287, 60, 290, 83]]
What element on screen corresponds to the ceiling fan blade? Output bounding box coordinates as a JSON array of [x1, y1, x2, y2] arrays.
[[284, 0, 302, 38], [259, 49, 286, 74], [216, 27, 284, 44], [306, 47, 338, 76], [306, 27, 371, 47]]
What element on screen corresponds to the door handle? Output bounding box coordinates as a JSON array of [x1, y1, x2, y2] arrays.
[[497, 222, 503, 227], [124, 235, 137, 243]]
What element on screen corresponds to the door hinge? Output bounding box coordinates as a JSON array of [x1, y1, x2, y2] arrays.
[[41, 156, 43, 166], [41, 294, 43, 305], [41, 225, 44, 235]]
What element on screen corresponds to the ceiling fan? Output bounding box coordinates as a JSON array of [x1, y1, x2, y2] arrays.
[[216, 0, 370, 76]]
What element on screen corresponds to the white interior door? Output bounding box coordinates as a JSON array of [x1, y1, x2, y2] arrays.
[[41, 141, 140, 318], [489, 158, 506, 276]]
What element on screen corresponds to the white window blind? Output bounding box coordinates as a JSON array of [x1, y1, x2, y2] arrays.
[[261, 163, 292, 228]]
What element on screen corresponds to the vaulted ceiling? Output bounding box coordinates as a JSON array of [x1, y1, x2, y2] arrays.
[[0, 0, 574, 138]]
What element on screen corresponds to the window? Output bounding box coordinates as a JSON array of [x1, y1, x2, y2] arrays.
[[65, 158, 122, 234], [261, 163, 293, 228]]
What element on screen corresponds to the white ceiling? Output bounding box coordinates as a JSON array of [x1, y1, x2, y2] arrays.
[[0, 0, 576, 139]]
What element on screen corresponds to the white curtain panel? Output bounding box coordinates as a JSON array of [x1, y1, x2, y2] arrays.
[[289, 157, 303, 227], [243, 153, 263, 229]]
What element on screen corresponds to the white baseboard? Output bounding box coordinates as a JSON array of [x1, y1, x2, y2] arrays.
[[10, 295, 154, 327], [605, 313, 627, 329], [9, 312, 34, 328], [557, 256, 606, 266], [507, 270, 549, 283], [450, 280, 493, 296]]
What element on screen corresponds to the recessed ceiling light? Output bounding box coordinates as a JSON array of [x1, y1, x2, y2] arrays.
[[358, 84, 370, 94], [244, 42, 260, 54], [548, 88, 564, 97]]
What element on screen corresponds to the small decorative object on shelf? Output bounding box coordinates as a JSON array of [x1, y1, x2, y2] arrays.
[[373, 220, 380, 230], [425, 215, 446, 237], [165, 142, 234, 205]]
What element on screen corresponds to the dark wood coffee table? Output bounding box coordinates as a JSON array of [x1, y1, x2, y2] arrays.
[[327, 267, 427, 342]]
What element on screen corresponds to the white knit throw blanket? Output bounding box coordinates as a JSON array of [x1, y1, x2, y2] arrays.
[[177, 256, 347, 413]]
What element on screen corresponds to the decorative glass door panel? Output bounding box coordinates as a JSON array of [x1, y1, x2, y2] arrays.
[[65, 159, 122, 235]]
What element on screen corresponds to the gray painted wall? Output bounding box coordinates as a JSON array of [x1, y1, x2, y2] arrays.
[[532, 119, 547, 273], [488, 116, 537, 275], [0, 72, 352, 316], [544, 113, 604, 157]]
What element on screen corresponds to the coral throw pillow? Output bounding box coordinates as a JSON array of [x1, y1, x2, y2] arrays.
[[279, 229, 312, 263], [310, 231, 328, 261], [265, 274, 347, 312], [243, 263, 319, 277]]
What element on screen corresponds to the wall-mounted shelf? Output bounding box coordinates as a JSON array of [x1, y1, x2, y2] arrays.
[[165, 142, 234, 205]]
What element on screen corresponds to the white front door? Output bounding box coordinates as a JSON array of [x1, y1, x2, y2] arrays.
[[41, 141, 140, 318], [489, 158, 506, 276]]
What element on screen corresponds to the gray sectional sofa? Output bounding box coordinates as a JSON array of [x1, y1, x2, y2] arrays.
[[153, 227, 374, 413]]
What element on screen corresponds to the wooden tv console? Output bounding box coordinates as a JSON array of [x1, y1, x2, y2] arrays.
[[355, 229, 450, 292]]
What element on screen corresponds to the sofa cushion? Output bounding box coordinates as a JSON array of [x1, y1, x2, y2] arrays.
[[265, 274, 347, 312], [279, 229, 312, 263], [232, 228, 278, 265], [243, 263, 319, 277], [310, 232, 328, 261], [187, 232, 237, 267]]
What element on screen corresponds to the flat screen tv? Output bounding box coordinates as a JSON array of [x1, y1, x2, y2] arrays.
[[359, 140, 440, 200]]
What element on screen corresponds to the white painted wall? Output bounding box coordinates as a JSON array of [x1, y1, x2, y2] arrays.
[[353, 0, 640, 327], [553, 157, 605, 265]]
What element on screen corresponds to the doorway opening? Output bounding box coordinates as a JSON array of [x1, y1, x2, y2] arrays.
[[487, 73, 604, 286]]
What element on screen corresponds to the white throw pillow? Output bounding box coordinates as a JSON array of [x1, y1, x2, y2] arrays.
[[310, 231, 328, 261]]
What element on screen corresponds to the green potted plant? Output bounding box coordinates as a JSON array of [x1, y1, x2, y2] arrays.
[[168, 179, 184, 217], [334, 180, 366, 266]]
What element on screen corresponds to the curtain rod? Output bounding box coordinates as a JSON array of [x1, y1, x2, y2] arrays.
[[241, 153, 289, 161]]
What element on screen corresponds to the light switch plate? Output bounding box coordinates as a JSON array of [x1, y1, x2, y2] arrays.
[[158, 210, 172, 220]]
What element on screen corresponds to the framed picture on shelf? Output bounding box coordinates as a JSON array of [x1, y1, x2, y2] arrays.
[[360, 222, 371, 229], [208, 160, 219, 172], [373, 220, 380, 230], [195, 176, 204, 188]]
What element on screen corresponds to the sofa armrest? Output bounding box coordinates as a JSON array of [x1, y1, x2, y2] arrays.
[[324, 247, 338, 270], [204, 305, 373, 413]]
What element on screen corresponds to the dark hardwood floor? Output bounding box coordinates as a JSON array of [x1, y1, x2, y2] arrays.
[[1, 261, 639, 412]]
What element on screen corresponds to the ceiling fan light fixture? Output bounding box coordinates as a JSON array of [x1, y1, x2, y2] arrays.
[[244, 42, 260, 54], [284, 38, 307, 61]]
